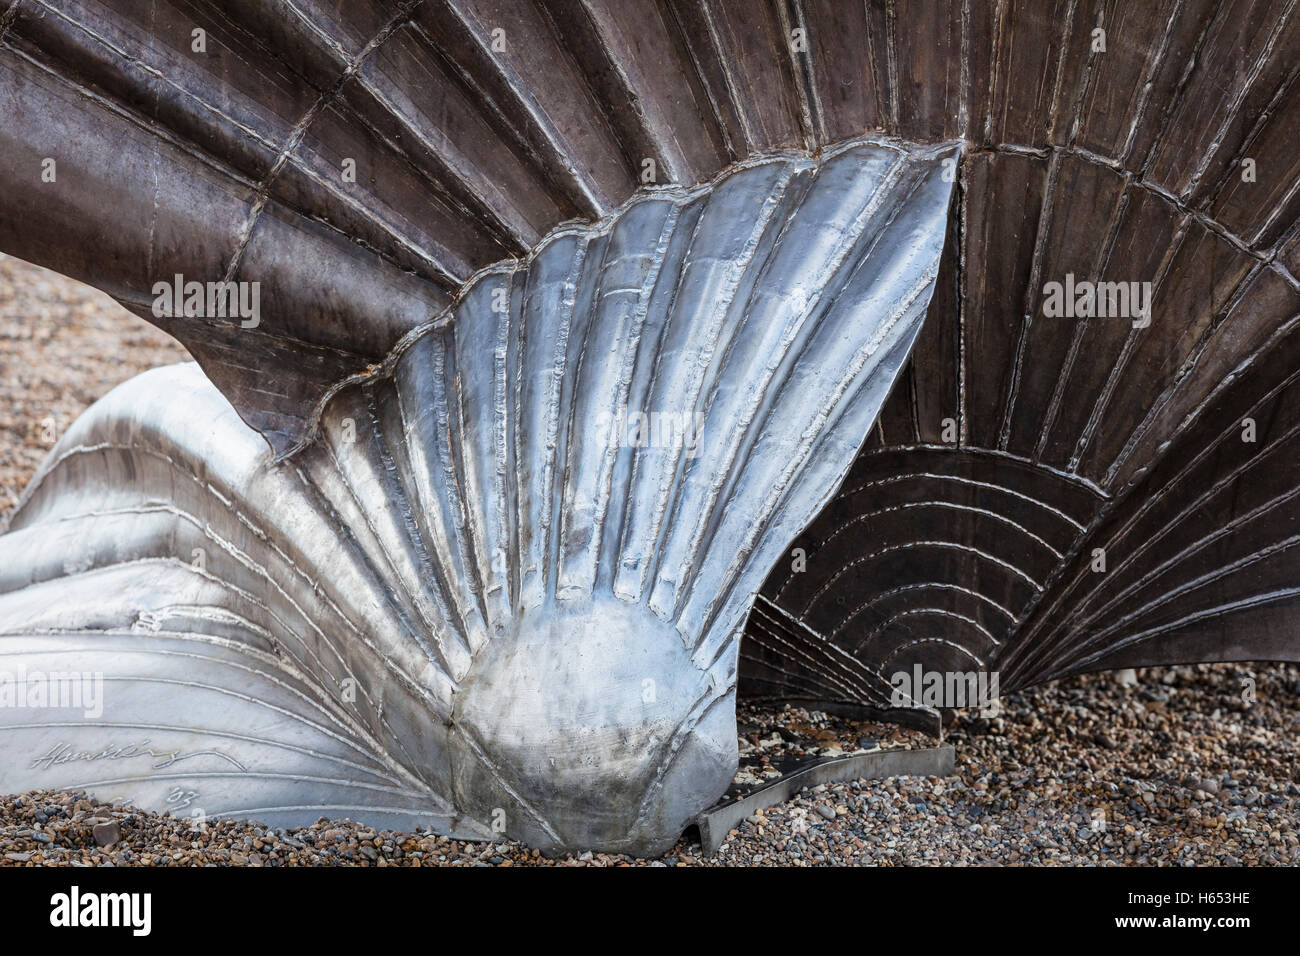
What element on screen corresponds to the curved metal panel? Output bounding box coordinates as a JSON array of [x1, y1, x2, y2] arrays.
[[0, 0, 1297, 849], [0, 140, 956, 853]]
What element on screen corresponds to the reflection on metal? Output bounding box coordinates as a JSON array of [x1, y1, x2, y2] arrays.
[[1, 1, 1298, 853], [694, 746, 956, 856], [0, 140, 957, 855]]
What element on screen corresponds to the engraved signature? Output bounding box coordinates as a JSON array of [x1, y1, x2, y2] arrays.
[[29, 739, 248, 773], [166, 786, 200, 811]]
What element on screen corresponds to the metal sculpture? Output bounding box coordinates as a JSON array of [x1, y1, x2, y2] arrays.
[[0, 0, 1297, 853], [1, 139, 956, 854]]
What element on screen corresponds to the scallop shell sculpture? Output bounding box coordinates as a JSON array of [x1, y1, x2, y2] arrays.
[[0, 138, 957, 853], [1, 0, 1298, 852]]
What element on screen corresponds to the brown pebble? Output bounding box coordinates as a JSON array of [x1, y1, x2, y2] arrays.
[[92, 820, 122, 847]]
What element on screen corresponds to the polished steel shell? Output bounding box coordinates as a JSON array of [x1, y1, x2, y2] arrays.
[[0, 140, 956, 853], [0, 0, 1298, 849]]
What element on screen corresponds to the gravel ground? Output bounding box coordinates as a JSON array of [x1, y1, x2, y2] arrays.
[[0, 252, 189, 524], [1, 255, 1296, 866]]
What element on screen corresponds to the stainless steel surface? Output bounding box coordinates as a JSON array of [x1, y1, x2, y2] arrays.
[[693, 746, 956, 856], [0, 0, 1297, 852], [0, 139, 956, 854], [4, 1, 1296, 466]]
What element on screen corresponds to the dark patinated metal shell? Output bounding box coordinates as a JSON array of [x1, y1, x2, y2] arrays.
[[0, 0, 1297, 850]]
